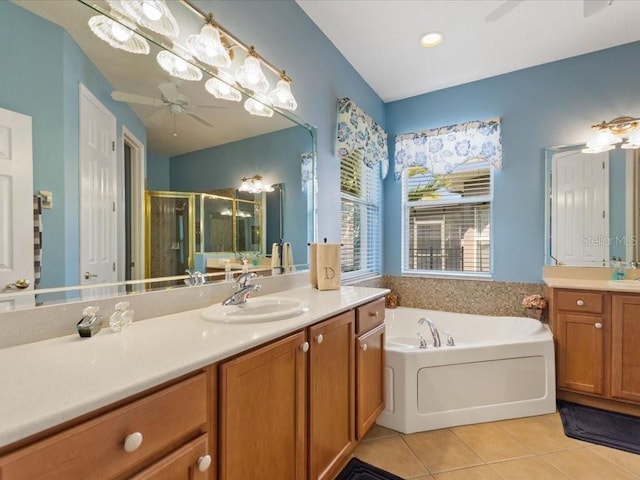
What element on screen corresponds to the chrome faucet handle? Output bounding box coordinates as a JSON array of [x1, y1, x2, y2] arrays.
[[443, 330, 455, 347], [416, 332, 428, 349], [236, 271, 257, 287]]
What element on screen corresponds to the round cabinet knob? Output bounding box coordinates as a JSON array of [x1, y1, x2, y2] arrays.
[[369, 311, 379, 318], [595, 323, 603, 329], [300, 341, 310, 352], [360, 343, 368, 352], [315, 334, 324, 344], [124, 432, 143, 452], [197, 454, 212, 472], [576, 299, 585, 306]]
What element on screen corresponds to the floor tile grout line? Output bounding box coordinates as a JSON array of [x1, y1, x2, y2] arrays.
[[399, 433, 435, 477]]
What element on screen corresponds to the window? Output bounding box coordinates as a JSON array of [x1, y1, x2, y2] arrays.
[[402, 166, 492, 276], [340, 154, 382, 279]]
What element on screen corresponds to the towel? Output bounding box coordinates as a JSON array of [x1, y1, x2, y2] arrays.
[[316, 243, 341, 290], [282, 242, 295, 273], [271, 242, 281, 274], [33, 195, 42, 289], [309, 243, 318, 288]]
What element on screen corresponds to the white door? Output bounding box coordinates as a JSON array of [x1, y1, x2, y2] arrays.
[[0, 107, 34, 310], [79, 84, 117, 286], [552, 150, 609, 265]]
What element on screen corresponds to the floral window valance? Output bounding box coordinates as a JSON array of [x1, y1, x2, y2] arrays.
[[394, 118, 502, 180], [336, 98, 389, 179]]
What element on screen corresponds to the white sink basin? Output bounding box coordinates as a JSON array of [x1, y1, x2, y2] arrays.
[[201, 296, 309, 324]]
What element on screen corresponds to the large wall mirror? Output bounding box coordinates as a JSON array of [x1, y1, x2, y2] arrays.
[[544, 145, 639, 266], [0, 0, 316, 310]]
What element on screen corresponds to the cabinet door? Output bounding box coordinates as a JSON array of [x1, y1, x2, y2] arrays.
[[219, 331, 307, 480], [309, 311, 355, 480], [129, 434, 211, 480], [556, 312, 605, 394], [611, 295, 640, 403], [356, 324, 385, 440]]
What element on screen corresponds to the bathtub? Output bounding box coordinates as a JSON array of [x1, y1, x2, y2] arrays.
[[377, 307, 556, 434]]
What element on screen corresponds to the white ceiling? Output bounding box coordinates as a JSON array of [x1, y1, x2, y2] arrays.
[[296, 0, 640, 103]]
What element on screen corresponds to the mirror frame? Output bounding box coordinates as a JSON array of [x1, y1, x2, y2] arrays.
[[0, 0, 317, 309]]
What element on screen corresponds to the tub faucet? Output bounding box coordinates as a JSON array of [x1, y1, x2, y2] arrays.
[[185, 269, 205, 286], [418, 317, 441, 347], [222, 272, 261, 306], [416, 332, 428, 349]]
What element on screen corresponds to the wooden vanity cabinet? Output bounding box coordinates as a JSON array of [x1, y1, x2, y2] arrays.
[[611, 294, 640, 403], [0, 370, 215, 480]]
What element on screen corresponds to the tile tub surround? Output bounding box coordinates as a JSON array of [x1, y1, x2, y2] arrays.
[[351, 276, 544, 317], [0, 271, 310, 348]]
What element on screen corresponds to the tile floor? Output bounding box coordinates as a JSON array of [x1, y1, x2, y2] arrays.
[[354, 413, 640, 479]]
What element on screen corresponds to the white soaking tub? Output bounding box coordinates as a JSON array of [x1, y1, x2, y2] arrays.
[[377, 306, 556, 434]]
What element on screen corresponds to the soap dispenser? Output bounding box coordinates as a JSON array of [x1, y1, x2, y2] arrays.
[[77, 306, 103, 338], [109, 301, 134, 332]]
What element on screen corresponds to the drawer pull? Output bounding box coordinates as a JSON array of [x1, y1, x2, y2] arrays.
[[576, 299, 585, 306], [315, 334, 324, 344], [595, 322, 603, 329], [197, 454, 212, 472], [360, 343, 368, 352], [300, 341, 310, 352], [369, 311, 379, 317], [124, 432, 143, 452]]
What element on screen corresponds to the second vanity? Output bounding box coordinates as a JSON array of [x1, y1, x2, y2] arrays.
[[544, 267, 640, 417], [0, 285, 388, 480]]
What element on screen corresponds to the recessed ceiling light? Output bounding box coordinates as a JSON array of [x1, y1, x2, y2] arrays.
[[420, 32, 443, 48]]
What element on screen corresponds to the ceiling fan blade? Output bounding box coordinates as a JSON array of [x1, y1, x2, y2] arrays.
[[186, 112, 215, 128], [111, 91, 164, 107], [158, 82, 181, 103], [584, 0, 612, 17], [485, 0, 523, 22]]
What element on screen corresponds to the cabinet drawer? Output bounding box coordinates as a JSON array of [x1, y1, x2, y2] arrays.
[[0, 373, 208, 480], [556, 290, 604, 314], [356, 298, 385, 335]]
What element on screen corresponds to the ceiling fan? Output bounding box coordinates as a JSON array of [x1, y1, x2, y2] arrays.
[[485, 0, 615, 22], [111, 82, 216, 132]]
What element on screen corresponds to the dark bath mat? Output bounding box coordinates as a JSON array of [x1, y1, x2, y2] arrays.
[[335, 457, 404, 480], [557, 399, 640, 455]]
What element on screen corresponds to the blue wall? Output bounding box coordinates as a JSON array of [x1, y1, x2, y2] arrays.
[[384, 41, 640, 283], [147, 152, 171, 191], [0, 2, 146, 288]]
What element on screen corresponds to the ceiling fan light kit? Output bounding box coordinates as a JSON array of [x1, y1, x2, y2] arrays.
[[88, 0, 298, 113]]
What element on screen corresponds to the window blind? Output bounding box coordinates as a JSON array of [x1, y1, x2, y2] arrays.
[[340, 154, 381, 278], [403, 166, 492, 275]]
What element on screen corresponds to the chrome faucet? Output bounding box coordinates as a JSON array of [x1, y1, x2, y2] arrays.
[[418, 317, 441, 347], [222, 272, 261, 306], [416, 332, 428, 349], [185, 269, 205, 286]]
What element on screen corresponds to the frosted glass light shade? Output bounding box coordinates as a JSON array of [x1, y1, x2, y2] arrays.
[[622, 129, 640, 149], [244, 95, 273, 117], [119, 0, 179, 38], [88, 15, 150, 54], [186, 23, 231, 68], [236, 56, 269, 93], [156, 50, 202, 81], [238, 175, 274, 194], [205, 75, 242, 102], [269, 78, 297, 111], [582, 129, 621, 153]]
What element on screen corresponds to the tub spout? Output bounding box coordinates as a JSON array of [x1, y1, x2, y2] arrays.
[[418, 317, 441, 347]]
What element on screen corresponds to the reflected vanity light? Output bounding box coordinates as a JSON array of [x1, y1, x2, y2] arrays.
[[239, 175, 274, 194], [156, 49, 202, 81], [117, 0, 179, 38], [205, 72, 242, 102], [582, 116, 640, 153], [244, 94, 274, 118], [88, 15, 150, 54]]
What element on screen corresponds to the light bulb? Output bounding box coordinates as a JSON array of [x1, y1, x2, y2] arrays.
[[111, 22, 133, 42], [142, 0, 162, 21]]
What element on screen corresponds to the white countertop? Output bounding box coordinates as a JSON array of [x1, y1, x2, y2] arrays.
[[543, 277, 640, 293], [0, 285, 388, 449]]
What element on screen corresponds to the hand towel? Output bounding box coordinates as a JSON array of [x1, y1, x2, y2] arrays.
[[316, 243, 341, 290], [309, 243, 318, 288], [271, 242, 280, 275], [282, 242, 295, 273]]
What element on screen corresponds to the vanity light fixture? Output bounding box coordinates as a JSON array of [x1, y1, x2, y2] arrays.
[[204, 71, 242, 102], [238, 175, 274, 194], [268, 71, 298, 111], [244, 94, 274, 118], [118, 0, 179, 38], [88, 15, 150, 54], [156, 48, 202, 81], [582, 116, 640, 153], [185, 16, 232, 69], [235, 47, 270, 93]]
